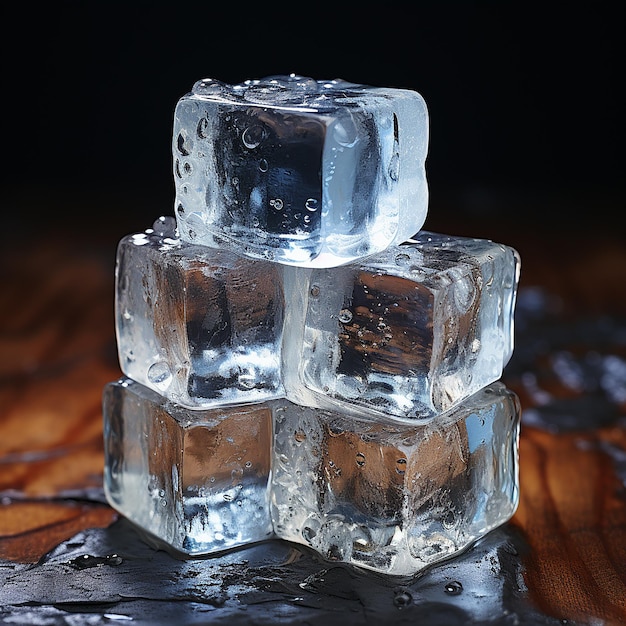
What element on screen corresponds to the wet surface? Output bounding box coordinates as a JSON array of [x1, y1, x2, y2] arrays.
[[0, 515, 558, 626]]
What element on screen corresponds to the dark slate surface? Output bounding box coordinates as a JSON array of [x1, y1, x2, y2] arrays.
[[0, 516, 561, 625]]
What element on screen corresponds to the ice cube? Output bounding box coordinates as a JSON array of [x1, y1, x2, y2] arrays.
[[103, 378, 274, 555], [172, 74, 429, 267], [115, 221, 284, 408], [270, 382, 520, 576], [283, 231, 520, 420]]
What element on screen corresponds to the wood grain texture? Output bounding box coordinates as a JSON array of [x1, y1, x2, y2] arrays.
[[513, 426, 626, 624], [0, 234, 121, 562], [0, 223, 625, 624]]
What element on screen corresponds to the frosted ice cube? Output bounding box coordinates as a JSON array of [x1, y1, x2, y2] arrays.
[[271, 382, 520, 576], [115, 221, 284, 408], [172, 74, 429, 267], [103, 378, 274, 555], [283, 231, 520, 420]]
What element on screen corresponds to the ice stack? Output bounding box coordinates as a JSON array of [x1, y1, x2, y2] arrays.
[[103, 75, 521, 576]]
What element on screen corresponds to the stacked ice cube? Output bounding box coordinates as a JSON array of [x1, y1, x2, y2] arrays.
[[103, 75, 521, 576]]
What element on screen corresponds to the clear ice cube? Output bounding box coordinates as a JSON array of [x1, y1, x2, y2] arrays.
[[283, 231, 520, 420], [270, 382, 520, 576], [115, 221, 285, 408], [103, 378, 274, 555], [172, 74, 429, 267]]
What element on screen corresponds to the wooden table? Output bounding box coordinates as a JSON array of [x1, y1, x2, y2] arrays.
[[1, 205, 625, 625]]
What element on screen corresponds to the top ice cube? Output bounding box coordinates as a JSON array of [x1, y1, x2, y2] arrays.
[[173, 74, 429, 268]]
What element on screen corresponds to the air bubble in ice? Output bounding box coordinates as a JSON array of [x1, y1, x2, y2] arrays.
[[241, 124, 266, 149], [338, 309, 353, 323]]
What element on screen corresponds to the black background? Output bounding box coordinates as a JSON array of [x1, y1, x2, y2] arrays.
[[2, 2, 623, 241]]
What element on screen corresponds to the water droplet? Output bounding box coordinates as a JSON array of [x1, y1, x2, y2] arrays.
[[305, 198, 319, 212], [310, 285, 320, 297], [108, 554, 124, 566], [388, 152, 400, 181], [395, 253, 411, 266], [176, 203, 185, 216], [69, 554, 124, 570], [152, 215, 177, 237], [355, 452, 366, 467], [188, 229, 197, 240], [444, 580, 463, 595], [197, 117, 209, 139], [251, 216, 260, 228], [176, 133, 189, 156], [245, 460, 252, 468], [338, 309, 353, 324], [326, 544, 344, 561], [241, 124, 266, 149], [259, 158, 269, 172], [395, 458, 407, 474], [294, 430, 306, 443], [147, 362, 172, 388], [393, 588, 413, 608], [333, 115, 358, 147], [119, 273, 130, 293]]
